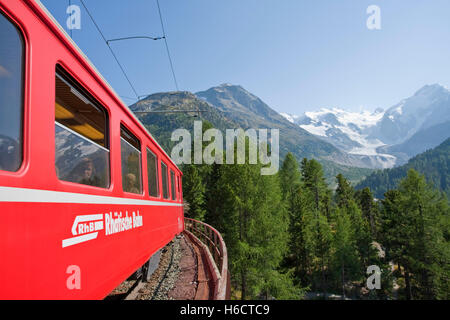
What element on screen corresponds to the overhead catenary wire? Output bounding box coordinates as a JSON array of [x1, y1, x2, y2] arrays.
[[156, 0, 179, 92], [106, 36, 165, 45], [120, 95, 139, 102], [77, 0, 190, 115], [79, 0, 140, 100]]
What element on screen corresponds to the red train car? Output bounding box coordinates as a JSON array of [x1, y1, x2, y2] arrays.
[[0, 0, 184, 299]]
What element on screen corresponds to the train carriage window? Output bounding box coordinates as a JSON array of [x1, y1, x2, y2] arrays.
[[0, 13, 24, 172], [161, 162, 169, 199], [55, 68, 110, 188], [177, 175, 182, 200], [121, 125, 142, 194], [147, 148, 159, 197], [170, 170, 176, 200]]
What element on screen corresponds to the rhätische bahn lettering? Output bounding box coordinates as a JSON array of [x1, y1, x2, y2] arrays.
[[105, 211, 143, 236]]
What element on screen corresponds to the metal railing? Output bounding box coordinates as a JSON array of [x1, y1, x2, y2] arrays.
[[184, 218, 230, 300]]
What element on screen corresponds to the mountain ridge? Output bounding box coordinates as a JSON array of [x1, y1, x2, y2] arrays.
[[195, 84, 376, 168], [129, 87, 375, 184], [281, 84, 450, 168]]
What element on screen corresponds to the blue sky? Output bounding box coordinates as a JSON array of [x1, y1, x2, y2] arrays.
[[42, 0, 450, 115]]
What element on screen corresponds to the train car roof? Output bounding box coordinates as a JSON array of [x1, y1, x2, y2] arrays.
[[29, 0, 181, 173]]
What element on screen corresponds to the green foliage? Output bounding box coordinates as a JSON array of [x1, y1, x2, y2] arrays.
[[335, 173, 354, 209], [331, 206, 360, 296], [182, 131, 303, 300], [183, 144, 449, 300], [182, 165, 206, 220], [322, 159, 375, 188], [279, 153, 301, 198], [380, 169, 450, 299], [212, 138, 303, 299], [355, 187, 380, 238]]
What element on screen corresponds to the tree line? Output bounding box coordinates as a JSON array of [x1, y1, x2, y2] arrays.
[[181, 123, 450, 300]]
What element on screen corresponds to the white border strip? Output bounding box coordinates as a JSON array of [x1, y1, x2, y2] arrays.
[[0, 186, 183, 206], [62, 232, 98, 248]]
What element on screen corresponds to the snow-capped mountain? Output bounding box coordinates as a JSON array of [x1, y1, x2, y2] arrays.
[[282, 108, 395, 168], [368, 84, 450, 145], [281, 84, 450, 168], [279, 113, 303, 124]]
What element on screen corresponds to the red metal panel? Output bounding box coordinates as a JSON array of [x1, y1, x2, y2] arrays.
[[0, 201, 179, 299]]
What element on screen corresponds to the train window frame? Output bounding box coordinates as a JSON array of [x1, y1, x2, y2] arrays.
[[161, 161, 170, 200], [54, 66, 111, 189], [177, 175, 182, 200], [120, 124, 143, 195], [170, 170, 176, 201], [0, 11, 25, 173], [146, 147, 159, 198]]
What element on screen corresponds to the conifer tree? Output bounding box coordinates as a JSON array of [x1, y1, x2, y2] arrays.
[[300, 159, 333, 295], [335, 173, 354, 209], [213, 137, 300, 299], [182, 164, 206, 221], [355, 187, 379, 239], [332, 206, 360, 298], [279, 153, 301, 198], [204, 162, 224, 227], [380, 169, 450, 299]]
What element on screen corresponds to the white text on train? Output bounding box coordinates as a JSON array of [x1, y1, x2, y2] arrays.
[[105, 211, 143, 236]]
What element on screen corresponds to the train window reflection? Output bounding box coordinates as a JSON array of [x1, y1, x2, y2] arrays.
[[121, 126, 142, 194], [55, 69, 110, 188], [170, 170, 176, 200], [147, 148, 159, 198], [161, 162, 169, 199], [0, 13, 24, 172], [177, 175, 182, 199]]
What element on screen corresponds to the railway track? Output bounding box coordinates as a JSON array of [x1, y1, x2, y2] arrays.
[[106, 233, 212, 300]]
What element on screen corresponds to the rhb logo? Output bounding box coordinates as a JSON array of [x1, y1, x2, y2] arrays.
[[62, 211, 143, 248]]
